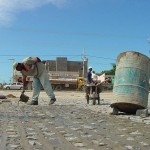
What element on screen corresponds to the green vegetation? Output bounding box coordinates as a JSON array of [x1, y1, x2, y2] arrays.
[[100, 63, 116, 75]]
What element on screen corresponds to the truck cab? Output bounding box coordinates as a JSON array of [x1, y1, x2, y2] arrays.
[[77, 77, 86, 91]]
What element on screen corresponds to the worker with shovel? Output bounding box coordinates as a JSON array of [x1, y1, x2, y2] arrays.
[[13, 57, 56, 105]]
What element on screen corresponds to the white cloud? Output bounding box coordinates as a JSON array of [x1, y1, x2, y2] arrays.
[[0, 0, 67, 26]]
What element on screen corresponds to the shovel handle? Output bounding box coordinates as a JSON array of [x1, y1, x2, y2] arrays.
[[21, 90, 25, 94]]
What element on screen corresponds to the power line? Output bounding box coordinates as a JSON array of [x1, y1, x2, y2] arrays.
[[86, 55, 116, 60], [0, 54, 82, 57], [0, 54, 116, 60]]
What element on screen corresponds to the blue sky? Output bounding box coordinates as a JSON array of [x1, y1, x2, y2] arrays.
[[0, 0, 150, 83]]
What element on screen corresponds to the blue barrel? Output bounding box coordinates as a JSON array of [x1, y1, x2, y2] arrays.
[[111, 51, 150, 113]]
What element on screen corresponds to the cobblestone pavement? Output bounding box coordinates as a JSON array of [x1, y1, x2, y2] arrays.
[[0, 90, 150, 150]]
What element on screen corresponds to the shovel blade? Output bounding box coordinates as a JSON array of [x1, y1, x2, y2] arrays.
[[20, 94, 29, 103]]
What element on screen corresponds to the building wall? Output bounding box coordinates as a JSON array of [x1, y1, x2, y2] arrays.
[[67, 61, 83, 76], [56, 57, 67, 71], [46, 57, 86, 77], [46, 60, 56, 71]]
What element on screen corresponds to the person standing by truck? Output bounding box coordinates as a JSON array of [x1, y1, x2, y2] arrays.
[[87, 66, 93, 84], [85, 66, 93, 99], [13, 57, 56, 105], [85, 66, 102, 104]]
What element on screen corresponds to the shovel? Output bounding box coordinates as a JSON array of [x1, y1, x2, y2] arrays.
[[19, 92, 29, 103]]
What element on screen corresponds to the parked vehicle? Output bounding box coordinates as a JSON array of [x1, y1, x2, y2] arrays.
[[3, 82, 23, 90]]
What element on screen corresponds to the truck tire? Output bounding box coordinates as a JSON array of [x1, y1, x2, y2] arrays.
[[55, 85, 62, 91], [79, 85, 85, 91], [51, 85, 55, 90]]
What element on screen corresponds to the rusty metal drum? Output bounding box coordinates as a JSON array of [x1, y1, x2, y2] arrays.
[[111, 51, 150, 113]]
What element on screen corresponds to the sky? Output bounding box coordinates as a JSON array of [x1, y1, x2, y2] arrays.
[[0, 0, 150, 83]]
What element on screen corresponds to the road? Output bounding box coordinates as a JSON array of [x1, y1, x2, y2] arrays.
[[0, 90, 150, 150]]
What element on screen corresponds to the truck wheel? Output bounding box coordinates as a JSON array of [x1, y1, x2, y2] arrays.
[[55, 85, 62, 91], [80, 85, 85, 91], [20, 87, 23, 90], [52, 85, 55, 90]]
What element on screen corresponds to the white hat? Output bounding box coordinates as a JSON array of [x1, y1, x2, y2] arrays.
[[88, 66, 92, 70], [13, 62, 19, 70]]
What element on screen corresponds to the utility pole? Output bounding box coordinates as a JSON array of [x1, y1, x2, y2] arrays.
[[82, 48, 88, 78]]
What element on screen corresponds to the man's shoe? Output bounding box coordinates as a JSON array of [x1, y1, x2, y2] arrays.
[[49, 98, 56, 105], [28, 101, 38, 105]]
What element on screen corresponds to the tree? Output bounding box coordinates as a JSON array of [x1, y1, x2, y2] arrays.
[[101, 63, 116, 75]]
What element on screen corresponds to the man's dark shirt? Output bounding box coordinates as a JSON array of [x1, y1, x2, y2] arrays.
[[87, 71, 92, 83]]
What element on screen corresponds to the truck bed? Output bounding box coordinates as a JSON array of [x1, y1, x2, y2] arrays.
[[50, 79, 77, 85]]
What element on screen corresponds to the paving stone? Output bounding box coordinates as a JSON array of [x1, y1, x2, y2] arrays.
[[98, 142, 107, 146], [42, 131, 55, 137], [65, 136, 79, 142], [58, 130, 67, 135], [126, 137, 135, 141], [74, 142, 87, 147], [26, 135, 38, 140], [81, 134, 92, 138], [0, 91, 150, 150], [63, 133, 73, 137], [9, 144, 20, 148], [29, 140, 36, 146], [136, 109, 149, 117], [7, 134, 20, 138]]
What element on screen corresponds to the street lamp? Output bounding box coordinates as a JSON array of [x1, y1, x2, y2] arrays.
[[8, 59, 15, 83]]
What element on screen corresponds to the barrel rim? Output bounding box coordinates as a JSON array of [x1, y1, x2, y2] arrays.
[[117, 51, 150, 60]]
